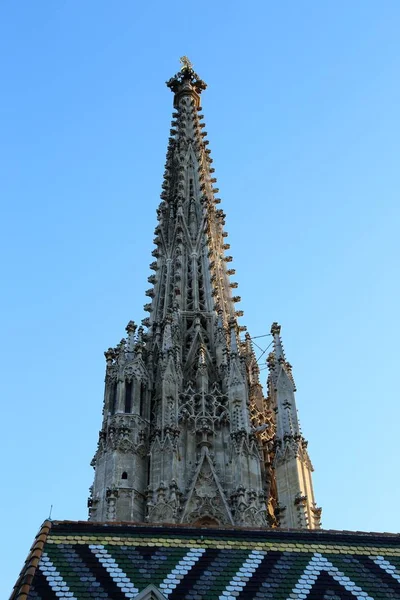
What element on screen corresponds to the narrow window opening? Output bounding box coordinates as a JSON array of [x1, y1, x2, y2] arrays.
[[111, 382, 117, 414], [140, 382, 145, 416], [147, 457, 151, 487], [121, 471, 128, 480], [125, 380, 133, 413]]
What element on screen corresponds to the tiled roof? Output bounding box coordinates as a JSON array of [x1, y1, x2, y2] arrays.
[[11, 520, 400, 600]]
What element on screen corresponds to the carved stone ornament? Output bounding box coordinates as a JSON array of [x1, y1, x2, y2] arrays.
[[179, 384, 229, 434], [124, 361, 149, 384], [105, 365, 118, 383], [147, 480, 182, 524]]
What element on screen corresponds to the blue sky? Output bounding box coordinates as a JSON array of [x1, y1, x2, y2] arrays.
[[1, 0, 400, 595]]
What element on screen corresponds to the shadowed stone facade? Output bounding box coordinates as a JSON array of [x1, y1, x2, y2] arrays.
[[89, 59, 321, 529]]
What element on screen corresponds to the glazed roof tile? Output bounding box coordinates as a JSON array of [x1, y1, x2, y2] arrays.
[[10, 520, 400, 600]]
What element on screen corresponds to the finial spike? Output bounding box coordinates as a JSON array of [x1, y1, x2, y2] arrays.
[[271, 321, 285, 360]]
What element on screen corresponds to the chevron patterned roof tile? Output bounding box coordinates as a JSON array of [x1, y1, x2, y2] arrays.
[[10, 521, 400, 600]]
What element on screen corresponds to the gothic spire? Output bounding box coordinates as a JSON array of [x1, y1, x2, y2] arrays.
[[143, 58, 241, 334], [88, 60, 320, 530]]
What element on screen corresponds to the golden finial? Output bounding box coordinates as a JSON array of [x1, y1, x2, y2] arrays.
[[180, 56, 193, 71]]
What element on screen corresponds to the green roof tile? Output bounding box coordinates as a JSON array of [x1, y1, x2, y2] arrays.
[[10, 521, 400, 600]]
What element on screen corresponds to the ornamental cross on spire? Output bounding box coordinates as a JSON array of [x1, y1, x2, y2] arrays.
[[180, 55, 193, 71]]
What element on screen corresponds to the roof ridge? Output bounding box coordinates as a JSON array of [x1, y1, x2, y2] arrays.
[[9, 519, 53, 600], [49, 519, 400, 539]]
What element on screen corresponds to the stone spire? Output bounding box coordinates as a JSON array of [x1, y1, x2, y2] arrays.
[[89, 59, 268, 527], [267, 323, 322, 529]]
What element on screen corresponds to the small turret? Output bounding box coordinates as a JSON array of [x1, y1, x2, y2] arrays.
[[268, 322, 321, 529]]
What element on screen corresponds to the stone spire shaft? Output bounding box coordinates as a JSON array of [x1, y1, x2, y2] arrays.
[[144, 62, 238, 331]]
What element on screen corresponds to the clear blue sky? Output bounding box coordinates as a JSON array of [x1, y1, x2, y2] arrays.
[[1, 1, 399, 596]]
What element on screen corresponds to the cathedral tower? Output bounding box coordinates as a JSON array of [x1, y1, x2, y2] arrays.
[[89, 59, 321, 529]]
